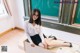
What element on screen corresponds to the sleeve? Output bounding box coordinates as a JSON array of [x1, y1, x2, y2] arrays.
[[39, 26, 45, 43], [25, 22, 34, 44]]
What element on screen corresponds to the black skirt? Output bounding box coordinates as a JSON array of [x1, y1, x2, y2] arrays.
[[30, 34, 42, 45]]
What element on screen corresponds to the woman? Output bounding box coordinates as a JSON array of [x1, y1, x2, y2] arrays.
[[25, 9, 72, 49]]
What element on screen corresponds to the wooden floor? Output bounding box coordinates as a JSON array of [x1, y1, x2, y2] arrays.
[[0, 29, 25, 53], [0, 29, 24, 45]]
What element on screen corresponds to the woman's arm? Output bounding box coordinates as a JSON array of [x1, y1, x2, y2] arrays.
[[39, 26, 45, 43], [25, 22, 34, 44], [39, 26, 48, 48]]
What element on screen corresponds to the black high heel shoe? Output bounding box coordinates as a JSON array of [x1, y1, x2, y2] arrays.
[[43, 34, 47, 38], [70, 43, 72, 47], [48, 36, 57, 40], [64, 42, 72, 47]]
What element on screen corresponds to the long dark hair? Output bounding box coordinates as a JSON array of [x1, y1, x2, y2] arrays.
[[29, 9, 41, 26]]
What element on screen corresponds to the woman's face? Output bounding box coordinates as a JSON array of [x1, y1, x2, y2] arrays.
[[32, 11, 39, 21]]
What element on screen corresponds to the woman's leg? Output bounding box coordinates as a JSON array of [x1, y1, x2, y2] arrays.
[[44, 38, 71, 48], [38, 43, 44, 48], [38, 42, 48, 49]]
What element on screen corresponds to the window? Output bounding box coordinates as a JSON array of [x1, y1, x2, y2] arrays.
[[0, 0, 7, 15], [23, 0, 60, 22]]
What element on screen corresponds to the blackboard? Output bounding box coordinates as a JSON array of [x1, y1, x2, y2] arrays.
[[74, 0, 80, 24], [31, 0, 60, 17]]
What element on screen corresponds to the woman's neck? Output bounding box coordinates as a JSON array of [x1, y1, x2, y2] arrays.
[[32, 21, 36, 26]]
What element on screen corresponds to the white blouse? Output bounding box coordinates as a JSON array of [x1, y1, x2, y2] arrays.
[[25, 20, 44, 44]]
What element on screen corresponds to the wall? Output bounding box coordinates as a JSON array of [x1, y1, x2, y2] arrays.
[[0, 0, 25, 34], [7, 0, 25, 29], [16, 0, 25, 29], [0, 15, 14, 34]]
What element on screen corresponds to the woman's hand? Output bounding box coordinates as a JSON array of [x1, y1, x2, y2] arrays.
[[31, 44, 35, 47], [43, 42, 48, 49]]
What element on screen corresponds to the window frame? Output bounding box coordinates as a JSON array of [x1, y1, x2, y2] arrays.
[[0, 0, 7, 17]]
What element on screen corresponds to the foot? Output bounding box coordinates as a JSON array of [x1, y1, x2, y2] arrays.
[[26, 39, 29, 42], [64, 42, 72, 47], [69, 43, 72, 47], [43, 34, 47, 38], [48, 36, 57, 40]]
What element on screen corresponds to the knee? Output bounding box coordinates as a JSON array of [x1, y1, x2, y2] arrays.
[[38, 43, 44, 48]]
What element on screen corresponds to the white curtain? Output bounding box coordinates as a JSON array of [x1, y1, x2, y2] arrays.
[[3, 0, 12, 16]]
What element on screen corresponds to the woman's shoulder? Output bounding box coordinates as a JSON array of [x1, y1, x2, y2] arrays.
[[25, 20, 29, 23], [26, 20, 31, 23], [25, 20, 30, 26]]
